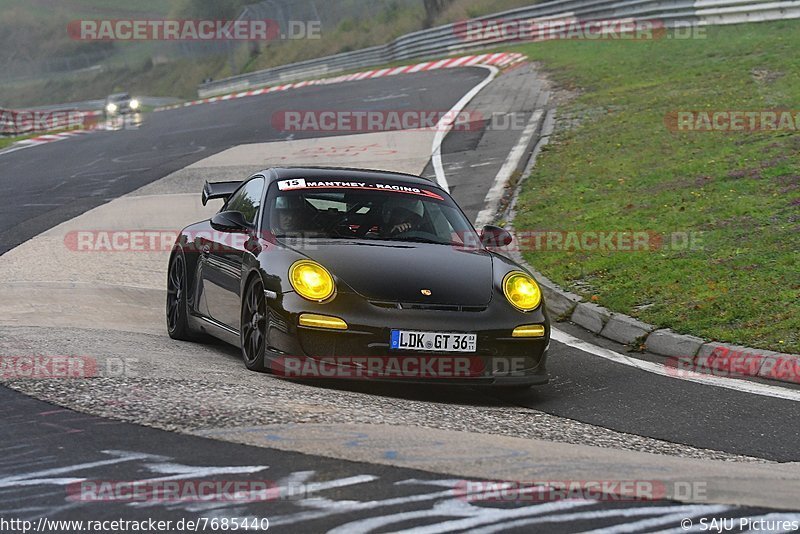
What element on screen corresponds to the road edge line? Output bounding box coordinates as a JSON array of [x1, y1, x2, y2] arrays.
[[431, 65, 499, 192], [474, 107, 544, 227]]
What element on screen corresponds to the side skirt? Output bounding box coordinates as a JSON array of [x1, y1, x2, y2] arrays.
[[193, 315, 241, 347]]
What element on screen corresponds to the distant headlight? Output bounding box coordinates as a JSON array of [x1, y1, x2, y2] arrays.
[[129, 99, 140, 110], [106, 103, 118, 113], [503, 271, 542, 311], [289, 260, 335, 302]]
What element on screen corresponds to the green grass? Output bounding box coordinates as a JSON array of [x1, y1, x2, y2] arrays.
[[0, 136, 19, 150], [508, 20, 800, 353], [0, 131, 50, 150], [0, 126, 81, 150]]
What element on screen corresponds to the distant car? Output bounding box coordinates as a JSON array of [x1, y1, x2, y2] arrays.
[[104, 93, 139, 117], [166, 167, 551, 387]]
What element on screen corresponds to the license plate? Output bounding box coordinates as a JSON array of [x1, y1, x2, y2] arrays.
[[390, 330, 477, 353]]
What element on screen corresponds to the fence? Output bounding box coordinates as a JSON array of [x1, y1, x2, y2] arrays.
[[197, 0, 800, 97], [163, 0, 419, 72]]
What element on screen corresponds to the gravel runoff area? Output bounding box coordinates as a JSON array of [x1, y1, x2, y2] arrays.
[[0, 325, 770, 465]]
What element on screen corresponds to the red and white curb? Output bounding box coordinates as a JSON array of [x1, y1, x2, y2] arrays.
[[155, 52, 527, 112], [0, 110, 105, 153], [0, 110, 103, 136], [14, 129, 95, 147]]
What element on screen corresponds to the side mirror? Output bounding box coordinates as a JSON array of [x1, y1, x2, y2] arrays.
[[211, 211, 251, 233], [480, 225, 513, 247]]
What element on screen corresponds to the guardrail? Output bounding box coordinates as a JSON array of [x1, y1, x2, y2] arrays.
[[198, 0, 800, 97]]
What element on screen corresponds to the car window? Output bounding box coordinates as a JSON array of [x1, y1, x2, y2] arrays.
[[425, 201, 459, 237], [225, 177, 265, 224], [264, 180, 477, 245]]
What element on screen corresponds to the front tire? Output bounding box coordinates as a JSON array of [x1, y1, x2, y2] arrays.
[[241, 276, 268, 371], [166, 251, 196, 341]]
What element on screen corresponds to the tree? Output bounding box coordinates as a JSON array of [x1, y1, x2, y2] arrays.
[[423, 0, 451, 27]]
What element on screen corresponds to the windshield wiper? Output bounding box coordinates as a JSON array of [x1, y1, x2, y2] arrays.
[[385, 236, 452, 245], [275, 234, 352, 240]]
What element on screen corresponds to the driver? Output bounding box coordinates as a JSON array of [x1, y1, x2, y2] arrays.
[[272, 196, 306, 235], [276, 207, 301, 233], [390, 219, 414, 234], [381, 201, 423, 236]]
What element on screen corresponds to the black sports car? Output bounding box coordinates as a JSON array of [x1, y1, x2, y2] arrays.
[[166, 167, 550, 387]]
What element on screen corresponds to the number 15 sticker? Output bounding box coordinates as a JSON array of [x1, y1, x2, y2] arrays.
[[278, 179, 307, 190]]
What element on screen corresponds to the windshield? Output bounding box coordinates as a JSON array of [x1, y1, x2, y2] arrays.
[[265, 179, 478, 246]]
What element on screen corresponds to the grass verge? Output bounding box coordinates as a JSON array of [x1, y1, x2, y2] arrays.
[[509, 20, 800, 353], [0, 132, 42, 151], [0, 126, 86, 151]]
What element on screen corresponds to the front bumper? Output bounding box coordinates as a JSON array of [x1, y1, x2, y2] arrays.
[[265, 291, 550, 386], [105, 106, 133, 116]]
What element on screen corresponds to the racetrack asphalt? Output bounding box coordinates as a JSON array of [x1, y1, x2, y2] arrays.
[[5, 385, 781, 533]]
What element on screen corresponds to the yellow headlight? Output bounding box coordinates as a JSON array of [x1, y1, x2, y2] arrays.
[[503, 271, 542, 311], [289, 260, 335, 302]]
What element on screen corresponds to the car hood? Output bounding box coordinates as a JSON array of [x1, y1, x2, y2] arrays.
[[295, 240, 494, 306]]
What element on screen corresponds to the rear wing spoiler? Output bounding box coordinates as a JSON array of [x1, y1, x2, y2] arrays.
[[202, 180, 241, 206]]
